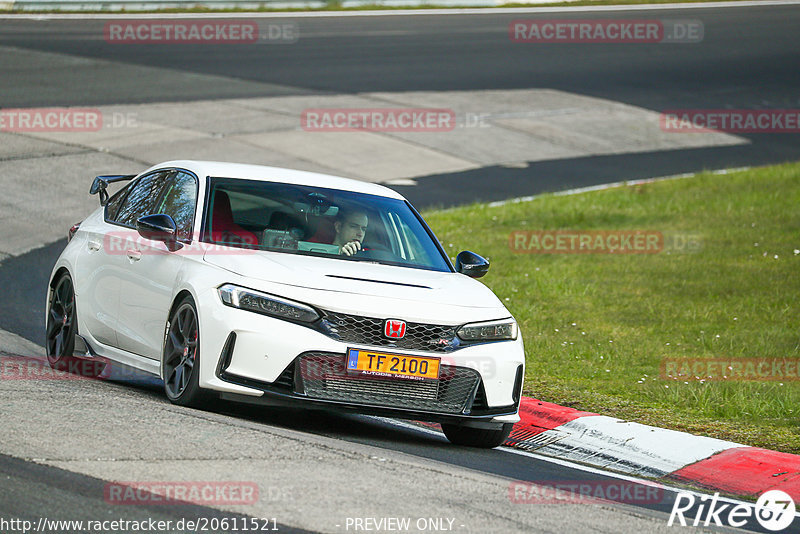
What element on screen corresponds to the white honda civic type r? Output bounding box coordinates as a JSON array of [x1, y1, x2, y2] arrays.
[[46, 161, 524, 447]]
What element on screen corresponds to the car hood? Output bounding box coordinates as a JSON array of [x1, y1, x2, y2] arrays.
[[204, 250, 508, 318]]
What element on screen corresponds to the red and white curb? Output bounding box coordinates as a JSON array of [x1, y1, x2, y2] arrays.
[[505, 397, 800, 500]]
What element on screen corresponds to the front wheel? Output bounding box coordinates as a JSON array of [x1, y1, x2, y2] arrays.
[[163, 296, 211, 408], [441, 422, 514, 448]]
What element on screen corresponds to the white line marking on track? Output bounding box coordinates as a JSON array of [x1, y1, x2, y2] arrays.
[[2, 1, 799, 19]]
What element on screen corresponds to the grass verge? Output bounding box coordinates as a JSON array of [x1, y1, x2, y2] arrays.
[[423, 163, 800, 453]]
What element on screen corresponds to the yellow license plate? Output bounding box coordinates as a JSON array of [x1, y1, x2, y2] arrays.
[[346, 348, 440, 381]]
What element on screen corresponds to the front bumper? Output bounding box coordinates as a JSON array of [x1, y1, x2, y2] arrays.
[[218, 345, 522, 424], [196, 287, 525, 424]]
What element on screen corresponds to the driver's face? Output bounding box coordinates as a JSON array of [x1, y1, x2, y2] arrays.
[[337, 214, 368, 244]]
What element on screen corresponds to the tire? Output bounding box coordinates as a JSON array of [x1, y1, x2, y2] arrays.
[[46, 272, 106, 378], [441, 422, 514, 449], [163, 296, 210, 408]]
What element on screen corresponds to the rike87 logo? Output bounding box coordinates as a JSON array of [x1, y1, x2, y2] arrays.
[[669, 490, 796, 531]]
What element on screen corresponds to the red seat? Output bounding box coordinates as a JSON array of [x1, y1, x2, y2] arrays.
[[210, 191, 258, 247], [307, 217, 336, 244]]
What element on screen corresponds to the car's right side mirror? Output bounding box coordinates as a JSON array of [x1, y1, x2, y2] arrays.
[[455, 250, 490, 278]]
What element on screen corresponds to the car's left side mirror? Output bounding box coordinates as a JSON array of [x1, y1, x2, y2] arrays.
[[136, 214, 182, 252], [455, 250, 490, 278]]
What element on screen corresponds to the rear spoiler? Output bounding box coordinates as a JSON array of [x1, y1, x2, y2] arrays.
[[90, 174, 136, 206]]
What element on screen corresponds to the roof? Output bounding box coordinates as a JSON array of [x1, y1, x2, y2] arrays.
[[139, 160, 406, 201]]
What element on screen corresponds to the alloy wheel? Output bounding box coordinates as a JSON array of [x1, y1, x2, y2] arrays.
[[164, 302, 199, 399]]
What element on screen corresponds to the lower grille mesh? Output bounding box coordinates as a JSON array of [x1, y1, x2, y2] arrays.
[[297, 352, 481, 414]]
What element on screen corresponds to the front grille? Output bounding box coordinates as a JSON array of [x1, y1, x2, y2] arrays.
[[319, 310, 459, 353], [297, 352, 481, 414]]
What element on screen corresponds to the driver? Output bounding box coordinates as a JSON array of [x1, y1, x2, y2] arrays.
[[333, 208, 368, 256]]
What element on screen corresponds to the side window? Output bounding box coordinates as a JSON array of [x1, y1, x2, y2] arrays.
[[392, 212, 434, 265], [156, 171, 198, 242], [398, 219, 425, 262], [104, 183, 131, 222], [113, 171, 169, 227]]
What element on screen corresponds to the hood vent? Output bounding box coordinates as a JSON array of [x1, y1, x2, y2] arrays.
[[325, 274, 431, 289]]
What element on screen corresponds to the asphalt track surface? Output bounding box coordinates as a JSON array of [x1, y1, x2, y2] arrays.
[[1, 6, 799, 206], [1, 4, 799, 533], [0, 452, 314, 534]]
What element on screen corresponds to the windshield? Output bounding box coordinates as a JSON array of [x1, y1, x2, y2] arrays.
[[203, 177, 452, 272]]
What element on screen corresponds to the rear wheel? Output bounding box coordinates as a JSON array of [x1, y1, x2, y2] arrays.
[[163, 296, 210, 407], [46, 272, 106, 378], [441, 422, 514, 449]]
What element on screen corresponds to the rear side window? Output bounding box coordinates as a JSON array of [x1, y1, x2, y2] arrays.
[[112, 171, 169, 227], [104, 183, 131, 221]]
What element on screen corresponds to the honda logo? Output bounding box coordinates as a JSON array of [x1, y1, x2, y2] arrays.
[[384, 319, 407, 339]]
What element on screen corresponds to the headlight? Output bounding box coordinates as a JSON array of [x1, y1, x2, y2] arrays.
[[457, 318, 518, 341], [218, 284, 320, 323]]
